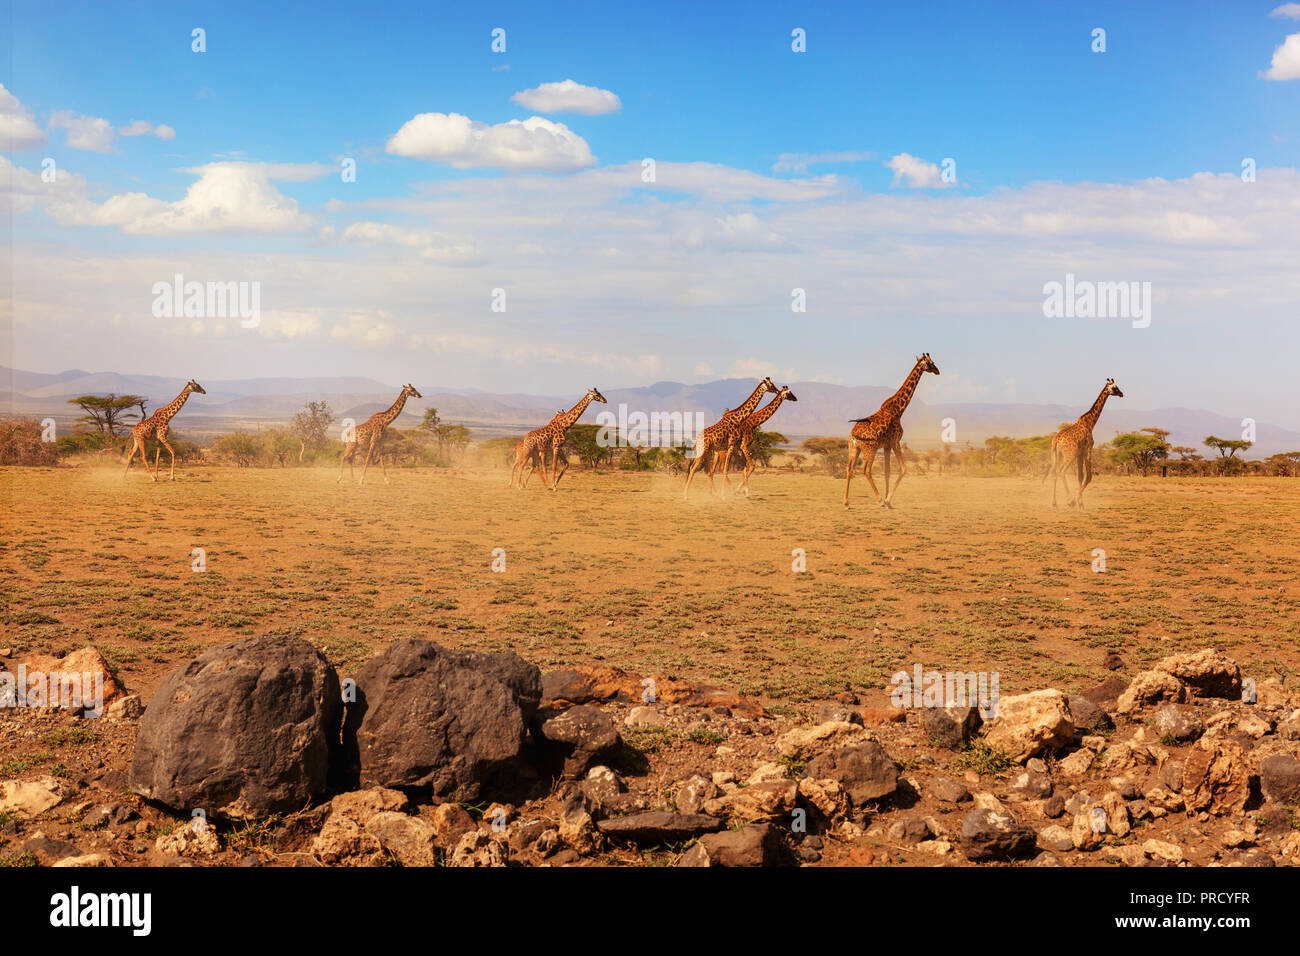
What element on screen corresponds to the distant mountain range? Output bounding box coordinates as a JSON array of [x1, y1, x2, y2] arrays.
[[5, 366, 1297, 457]]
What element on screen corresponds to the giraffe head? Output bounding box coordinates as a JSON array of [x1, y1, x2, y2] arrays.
[[777, 385, 798, 403], [187, 379, 207, 395], [1104, 378, 1124, 398], [587, 387, 608, 404], [403, 383, 423, 399], [917, 353, 940, 375], [760, 375, 779, 395]]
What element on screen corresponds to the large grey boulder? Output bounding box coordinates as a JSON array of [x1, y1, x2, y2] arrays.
[[343, 638, 542, 801], [130, 635, 341, 818]]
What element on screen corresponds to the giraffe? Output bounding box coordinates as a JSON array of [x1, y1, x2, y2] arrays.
[[728, 385, 798, 497], [337, 383, 423, 485], [122, 379, 206, 481], [509, 410, 566, 490], [1046, 378, 1124, 508], [683, 377, 779, 499], [843, 353, 940, 508], [510, 388, 607, 491]]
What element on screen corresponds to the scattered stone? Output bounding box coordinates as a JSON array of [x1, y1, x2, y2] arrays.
[[1081, 676, 1128, 709], [155, 822, 221, 857], [131, 634, 341, 818], [803, 742, 898, 806], [1154, 649, 1241, 699], [816, 703, 863, 726], [598, 811, 724, 844], [776, 721, 871, 759], [15, 645, 127, 712], [928, 777, 971, 803], [365, 811, 438, 866], [1181, 737, 1250, 816], [0, 776, 65, 820], [960, 807, 1037, 861], [1067, 695, 1111, 732], [448, 830, 508, 867], [1143, 838, 1183, 863], [1057, 749, 1094, 777], [536, 705, 621, 779], [1037, 824, 1074, 853], [1117, 671, 1190, 714], [624, 706, 662, 727], [886, 817, 935, 844], [106, 694, 143, 720], [981, 690, 1074, 762], [1152, 703, 1204, 742], [922, 703, 982, 750], [1042, 794, 1067, 819], [692, 823, 781, 867], [1008, 769, 1053, 799], [1259, 753, 1300, 805]]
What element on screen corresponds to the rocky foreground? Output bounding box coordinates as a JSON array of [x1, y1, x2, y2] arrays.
[[1, 638, 1298, 867]]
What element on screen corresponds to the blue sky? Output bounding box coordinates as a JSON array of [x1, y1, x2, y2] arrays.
[[5, 1, 1300, 423]]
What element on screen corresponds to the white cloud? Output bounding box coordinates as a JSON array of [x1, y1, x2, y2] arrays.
[[731, 357, 797, 381], [1270, 3, 1300, 19], [511, 79, 621, 115], [584, 160, 841, 202], [772, 151, 871, 174], [44, 161, 315, 235], [0, 84, 46, 151], [50, 111, 117, 152], [119, 120, 176, 140], [386, 112, 595, 171], [342, 221, 476, 261], [1263, 32, 1300, 80], [885, 152, 950, 188]]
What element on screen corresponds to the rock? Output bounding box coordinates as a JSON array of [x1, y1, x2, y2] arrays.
[[1143, 838, 1183, 863], [1031, 851, 1063, 867], [18, 833, 82, 864], [859, 707, 907, 727], [0, 776, 65, 820], [536, 705, 621, 779], [674, 774, 720, 815], [311, 788, 410, 866], [1181, 737, 1250, 816], [624, 706, 662, 727], [1277, 709, 1300, 741], [1259, 753, 1300, 805], [1117, 671, 1189, 714], [1042, 794, 1067, 819], [981, 690, 1074, 762], [106, 694, 143, 720], [960, 807, 1037, 861], [886, 817, 935, 844], [1110, 776, 1143, 800], [721, 779, 798, 821], [344, 638, 541, 800], [1151, 703, 1204, 742], [540, 665, 767, 717], [364, 811, 439, 866], [693, 823, 781, 867], [1103, 653, 1125, 671], [797, 778, 849, 820], [678, 842, 711, 867], [448, 829, 508, 867], [1154, 649, 1241, 699], [922, 704, 982, 750], [928, 777, 971, 803], [155, 821, 221, 857], [13, 646, 126, 713], [130, 635, 341, 818], [1107, 844, 1149, 867], [52, 853, 110, 867], [81, 802, 138, 828], [1037, 824, 1074, 853], [1161, 759, 1185, 793], [1081, 677, 1128, 709], [918, 839, 952, 856], [1056, 749, 1094, 778], [430, 802, 474, 836], [1144, 784, 1185, 812], [1237, 713, 1273, 739], [816, 703, 863, 725], [803, 742, 898, 806], [1008, 770, 1053, 800], [776, 721, 871, 759], [1067, 695, 1111, 732], [596, 811, 723, 844], [1070, 805, 1109, 851]]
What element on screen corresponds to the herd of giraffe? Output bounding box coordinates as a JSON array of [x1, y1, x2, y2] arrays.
[[120, 358, 1124, 508]]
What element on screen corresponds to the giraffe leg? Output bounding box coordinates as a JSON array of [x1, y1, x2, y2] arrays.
[[1080, 455, 1095, 506], [863, 445, 883, 503], [123, 438, 140, 479], [553, 450, 569, 488], [1049, 449, 1060, 506], [843, 440, 860, 507], [718, 446, 735, 499], [740, 443, 757, 497], [381, 451, 390, 485], [338, 443, 356, 483], [885, 435, 906, 505], [683, 444, 706, 500], [359, 439, 378, 485], [880, 445, 892, 508], [1060, 454, 1076, 507], [1075, 456, 1088, 508], [159, 436, 177, 481]]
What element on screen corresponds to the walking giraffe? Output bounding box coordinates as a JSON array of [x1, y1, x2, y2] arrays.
[[1045, 378, 1124, 508], [510, 388, 607, 491], [726, 385, 798, 497], [122, 380, 206, 481], [843, 353, 940, 508], [683, 377, 779, 499], [337, 383, 422, 485], [508, 409, 566, 490]]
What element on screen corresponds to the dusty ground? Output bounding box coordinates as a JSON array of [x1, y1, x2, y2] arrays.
[[2, 463, 1298, 865]]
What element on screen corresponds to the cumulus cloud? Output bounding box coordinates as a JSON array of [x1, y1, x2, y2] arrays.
[[49, 111, 118, 152], [885, 152, 950, 188], [510, 79, 621, 115], [0, 84, 46, 151], [119, 120, 176, 140], [1270, 3, 1300, 18], [1263, 32, 1300, 80], [772, 151, 871, 174], [45, 161, 316, 235], [385, 112, 595, 171]]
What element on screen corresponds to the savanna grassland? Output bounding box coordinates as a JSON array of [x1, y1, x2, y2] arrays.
[[4, 462, 1298, 711]]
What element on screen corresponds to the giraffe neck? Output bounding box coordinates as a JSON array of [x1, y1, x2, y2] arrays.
[[381, 390, 410, 425], [724, 382, 772, 424], [557, 394, 595, 431], [746, 393, 786, 428], [1079, 387, 1111, 431], [155, 385, 194, 423], [887, 361, 926, 418]]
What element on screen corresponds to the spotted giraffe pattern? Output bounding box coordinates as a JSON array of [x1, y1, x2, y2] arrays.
[[1046, 378, 1124, 508], [727, 385, 798, 496], [123, 380, 206, 482], [337, 384, 422, 485], [843, 354, 940, 508], [510, 389, 607, 491], [683, 377, 778, 499]]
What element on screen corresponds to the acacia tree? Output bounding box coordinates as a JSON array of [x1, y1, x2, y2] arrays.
[[290, 400, 334, 462], [67, 394, 148, 437], [1110, 428, 1170, 475], [1204, 435, 1252, 474]]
